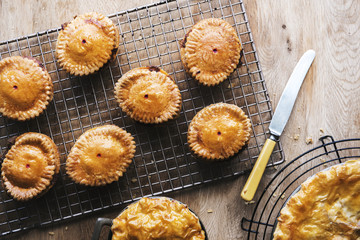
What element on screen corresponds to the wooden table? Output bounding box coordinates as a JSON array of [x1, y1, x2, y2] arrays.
[[1, 0, 359, 239]]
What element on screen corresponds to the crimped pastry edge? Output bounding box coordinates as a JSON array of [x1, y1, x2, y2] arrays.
[[56, 12, 119, 76], [0, 56, 53, 121], [66, 125, 136, 186], [1, 132, 60, 201], [187, 102, 251, 160], [180, 18, 242, 86], [114, 66, 182, 124]]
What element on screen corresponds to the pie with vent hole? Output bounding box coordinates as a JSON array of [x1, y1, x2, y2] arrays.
[[0, 56, 53, 121], [56, 12, 119, 76], [180, 18, 242, 86], [1, 132, 60, 201], [66, 125, 135, 186], [188, 103, 251, 160], [114, 66, 182, 124]]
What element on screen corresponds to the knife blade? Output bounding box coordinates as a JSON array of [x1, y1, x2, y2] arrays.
[[241, 50, 316, 202]]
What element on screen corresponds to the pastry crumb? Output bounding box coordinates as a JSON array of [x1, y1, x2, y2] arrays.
[[245, 200, 255, 205], [131, 178, 138, 183], [273, 165, 278, 170], [320, 158, 326, 163], [298, 126, 301, 129], [65, 226, 68, 231], [293, 134, 299, 140], [305, 137, 313, 144], [48, 232, 55, 236], [227, 83, 232, 89], [319, 128, 324, 133], [272, 193, 277, 198], [207, 209, 213, 213], [281, 194, 286, 199]]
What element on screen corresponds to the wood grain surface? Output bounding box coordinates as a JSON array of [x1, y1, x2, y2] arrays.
[[0, 0, 359, 239]]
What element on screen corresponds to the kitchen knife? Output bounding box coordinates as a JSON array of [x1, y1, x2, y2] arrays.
[[241, 49, 316, 201]]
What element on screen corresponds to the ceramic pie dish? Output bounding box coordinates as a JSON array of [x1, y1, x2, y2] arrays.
[[272, 159, 360, 240], [91, 197, 208, 240]]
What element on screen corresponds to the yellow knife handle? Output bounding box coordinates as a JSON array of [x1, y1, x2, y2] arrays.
[[241, 138, 276, 201]]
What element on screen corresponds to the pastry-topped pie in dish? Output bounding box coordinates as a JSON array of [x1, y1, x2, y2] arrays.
[[273, 159, 360, 240], [111, 197, 206, 240], [0, 56, 53, 121], [114, 66, 182, 124], [188, 103, 251, 160], [1, 132, 60, 201], [56, 12, 119, 76], [66, 125, 136, 186], [180, 18, 242, 86]]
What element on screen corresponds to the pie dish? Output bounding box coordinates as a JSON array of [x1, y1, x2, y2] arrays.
[[1, 132, 60, 201], [56, 12, 120, 76], [180, 18, 242, 86], [273, 159, 360, 240], [66, 125, 136, 186], [188, 103, 251, 160], [0, 56, 53, 121], [111, 197, 206, 240], [114, 66, 182, 124]]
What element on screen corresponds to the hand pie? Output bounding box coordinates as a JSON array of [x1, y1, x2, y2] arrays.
[[114, 66, 182, 124], [0, 56, 53, 121], [56, 12, 119, 76], [180, 18, 242, 86], [66, 125, 136, 186], [188, 103, 251, 160], [1, 133, 60, 201], [111, 197, 206, 240], [273, 160, 360, 240]]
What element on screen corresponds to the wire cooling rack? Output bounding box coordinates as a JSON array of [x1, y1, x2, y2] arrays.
[[0, 0, 284, 237], [241, 136, 360, 239]]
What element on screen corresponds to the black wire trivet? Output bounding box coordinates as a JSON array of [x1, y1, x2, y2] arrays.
[[241, 135, 360, 239], [0, 0, 284, 237]]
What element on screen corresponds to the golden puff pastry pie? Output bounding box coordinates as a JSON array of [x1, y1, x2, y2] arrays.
[[273, 159, 360, 240], [180, 18, 242, 86], [56, 12, 119, 76], [114, 66, 182, 124], [188, 103, 251, 160], [111, 197, 206, 240], [0, 56, 53, 121], [66, 125, 135, 186], [1, 132, 60, 201]]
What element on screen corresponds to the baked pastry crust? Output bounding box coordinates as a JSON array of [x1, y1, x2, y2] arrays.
[[114, 66, 182, 124], [56, 12, 119, 76], [0, 56, 53, 121], [180, 18, 242, 86], [188, 103, 251, 160], [111, 197, 206, 240], [66, 125, 135, 186], [273, 160, 360, 240], [1, 132, 60, 201]]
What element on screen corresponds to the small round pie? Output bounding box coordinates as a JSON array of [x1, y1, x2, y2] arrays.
[[0, 56, 53, 121], [111, 197, 206, 240], [56, 12, 120, 76], [66, 125, 136, 186], [188, 103, 251, 160], [273, 160, 360, 240], [1, 132, 60, 201], [180, 18, 242, 86], [114, 66, 182, 124]]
